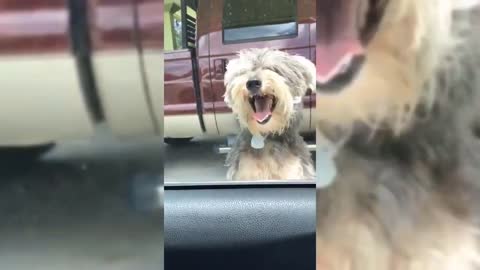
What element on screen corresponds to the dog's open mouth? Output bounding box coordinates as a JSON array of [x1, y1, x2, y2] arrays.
[[316, 0, 385, 91], [248, 94, 277, 125]]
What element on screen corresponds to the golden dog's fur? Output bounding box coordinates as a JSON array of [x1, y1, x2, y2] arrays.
[[233, 149, 309, 180], [317, 0, 475, 132], [316, 0, 480, 269]]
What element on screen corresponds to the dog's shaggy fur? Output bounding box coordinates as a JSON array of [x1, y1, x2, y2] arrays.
[[224, 49, 315, 180], [316, 0, 480, 269]]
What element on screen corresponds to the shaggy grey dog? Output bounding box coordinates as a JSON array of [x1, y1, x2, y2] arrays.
[[315, 1, 480, 269], [223, 49, 315, 180]]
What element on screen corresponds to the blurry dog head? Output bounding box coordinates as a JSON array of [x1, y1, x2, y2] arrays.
[[315, 0, 478, 134], [224, 49, 315, 135]]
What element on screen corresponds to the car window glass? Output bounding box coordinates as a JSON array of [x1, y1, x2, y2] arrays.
[[164, 0, 197, 50], [223, 0, 297, 44], [164, 0, 315, 184]]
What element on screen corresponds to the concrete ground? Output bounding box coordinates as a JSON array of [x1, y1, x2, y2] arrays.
[[164, 138, 228, 182], [0, 125, 163, 270]]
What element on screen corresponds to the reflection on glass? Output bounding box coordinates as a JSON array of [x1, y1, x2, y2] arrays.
[[224, 22, 297, 43]]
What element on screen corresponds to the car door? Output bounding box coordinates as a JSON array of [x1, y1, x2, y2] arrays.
[[90, 0, 158, 137], [0, 0, 94, 146], [203, 0, 315, 136], [136, 0, 164, 136], [164, 0, 218, 138]]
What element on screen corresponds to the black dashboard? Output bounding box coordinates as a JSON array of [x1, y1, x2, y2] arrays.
[[164, 182, 315, 270]]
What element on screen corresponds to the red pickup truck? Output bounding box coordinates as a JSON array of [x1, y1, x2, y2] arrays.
[[0, 0, 162, 158], [164, 0, 316, 141]]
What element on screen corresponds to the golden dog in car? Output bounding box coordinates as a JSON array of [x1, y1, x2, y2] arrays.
[[224, 49, 316, 180]]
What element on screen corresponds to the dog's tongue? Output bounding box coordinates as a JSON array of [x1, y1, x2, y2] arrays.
[[253, 96, 273, 122], [316, 0, 365, 84]]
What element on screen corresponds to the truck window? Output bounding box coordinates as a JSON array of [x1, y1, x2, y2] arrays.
[[164, 0, 198, 50], [223, 0, 297, 44]]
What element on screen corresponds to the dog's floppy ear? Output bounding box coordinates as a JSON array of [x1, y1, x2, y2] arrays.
[[224, 58, 239, 87], [291, 55, 316, 92], [223, 58, 239, 108]]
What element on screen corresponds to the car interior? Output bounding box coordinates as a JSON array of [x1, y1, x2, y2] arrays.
[[164, 182, 315, 270], [163, 0, 316, 268]]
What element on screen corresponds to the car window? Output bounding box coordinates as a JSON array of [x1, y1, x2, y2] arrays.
[[164, 0, 315, 184], [164, 0, 197, 50], [222, 0, 297, 44]]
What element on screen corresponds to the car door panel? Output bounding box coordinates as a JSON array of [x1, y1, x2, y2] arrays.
[[164, 183, 315, 270], [0, 0, 94, 146], [136, 0, 163, 135], [90, 0, 156, 138]]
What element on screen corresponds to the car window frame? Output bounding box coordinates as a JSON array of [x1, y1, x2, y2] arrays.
[[221, 0, 299, 45]]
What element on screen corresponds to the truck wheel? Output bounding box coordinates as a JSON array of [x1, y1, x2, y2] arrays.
[[0, 143, 55, 163], [164, 137, 193, 145]]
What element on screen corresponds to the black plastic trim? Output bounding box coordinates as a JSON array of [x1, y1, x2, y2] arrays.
[[189, 49, 206, 132], [181, 0, 206, 132], [164, 185, 315, 270], [67, 0, 104, 121]]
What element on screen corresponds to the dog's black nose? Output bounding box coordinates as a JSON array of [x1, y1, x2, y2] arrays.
[[246, 80, 262, 93]]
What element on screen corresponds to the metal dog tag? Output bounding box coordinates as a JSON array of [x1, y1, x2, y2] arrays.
[[251, 134, 265, 149], [317, 145, 337, 188]]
